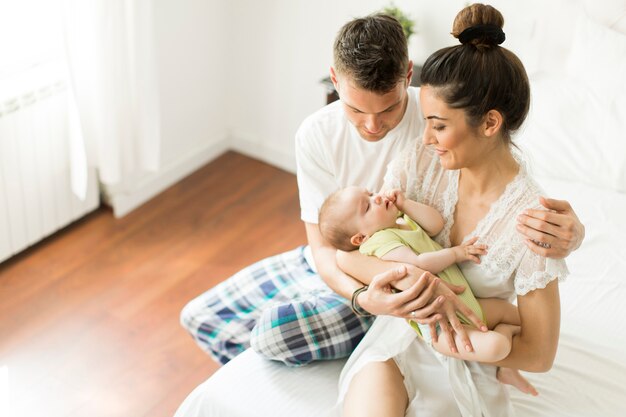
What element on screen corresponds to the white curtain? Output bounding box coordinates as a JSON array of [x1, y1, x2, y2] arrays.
[[63, 0, 160, 196]]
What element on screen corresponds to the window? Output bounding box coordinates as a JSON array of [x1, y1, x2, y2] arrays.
[[0, 1, 64, 85]]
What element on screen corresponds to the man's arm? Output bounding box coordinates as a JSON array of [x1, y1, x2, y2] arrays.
[[305, 222, 363, 299], [516, 197, 585, 258], [306, 223, 454, 324]]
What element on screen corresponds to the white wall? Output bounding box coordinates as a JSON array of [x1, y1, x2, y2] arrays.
[[119, 0, 403, 216], [221, 0, 563, 174], [155, 0, 231, 165], [109, 0, 232, 217], [225, 0, 625, 175], [107, 0, 504, 214], [121, 0, 623, 216], [226, 0, 417, 173]]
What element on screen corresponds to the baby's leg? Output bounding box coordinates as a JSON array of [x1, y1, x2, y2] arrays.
[[478, 298, 520, 329], [489, 324, 538, 395], [497, 368, 539, 396], [431, 324, 513, 362], [429, 323, 539, 395]]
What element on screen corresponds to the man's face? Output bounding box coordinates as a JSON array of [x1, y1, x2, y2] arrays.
[[331, 70, 410, 142]]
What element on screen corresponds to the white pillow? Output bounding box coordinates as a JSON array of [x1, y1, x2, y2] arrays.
[[515, 72, 626, 193], [582, 0, 626, 34], [566, 10, 626, 96]]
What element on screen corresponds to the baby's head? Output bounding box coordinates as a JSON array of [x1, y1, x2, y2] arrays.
[[319, 186, 399, 251]]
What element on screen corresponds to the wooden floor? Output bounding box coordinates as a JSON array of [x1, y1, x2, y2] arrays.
[[0, 151, 307, 417]]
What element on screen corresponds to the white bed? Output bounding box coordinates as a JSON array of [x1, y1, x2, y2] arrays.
[[174, 3, 626, 416], [174, 178, 626, 417]]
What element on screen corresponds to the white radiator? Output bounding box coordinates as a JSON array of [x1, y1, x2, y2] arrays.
[[0, 68, 99, 263]]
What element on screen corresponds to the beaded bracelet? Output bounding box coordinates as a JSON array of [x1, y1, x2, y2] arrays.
[[351, 285, 372, 317]]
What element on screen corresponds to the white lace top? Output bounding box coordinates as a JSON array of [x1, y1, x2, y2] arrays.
[[383, 139, 568, 300]]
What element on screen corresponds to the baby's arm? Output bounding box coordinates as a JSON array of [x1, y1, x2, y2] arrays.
[[385, 189, 444, 236], [381, 237, 487, 274]]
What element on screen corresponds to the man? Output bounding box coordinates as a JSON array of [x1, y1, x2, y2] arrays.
[[180, 14, 584, 366]]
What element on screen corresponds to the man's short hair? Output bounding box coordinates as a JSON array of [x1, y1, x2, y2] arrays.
[[333, 13, 409, 93]]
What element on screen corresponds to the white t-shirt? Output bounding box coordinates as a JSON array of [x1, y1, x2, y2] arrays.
[[295, 86, 423, 225]]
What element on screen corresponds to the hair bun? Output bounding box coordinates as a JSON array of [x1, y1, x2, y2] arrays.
[[458, 24, 505, 46]]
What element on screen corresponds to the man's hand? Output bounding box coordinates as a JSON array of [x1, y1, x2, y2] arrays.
[[356, 266, 440, 317], [516, 197, 585, 259], [357, 267, 487, 353]]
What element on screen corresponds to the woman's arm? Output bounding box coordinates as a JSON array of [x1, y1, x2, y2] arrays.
[[491, 279, 560, 372]]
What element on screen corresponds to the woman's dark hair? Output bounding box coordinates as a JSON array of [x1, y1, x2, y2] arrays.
[[334, 13, 409, 93], [420, 3, 530, 142]]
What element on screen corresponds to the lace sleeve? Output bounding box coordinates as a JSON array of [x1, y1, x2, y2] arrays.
[[514, 249, 569, 296]]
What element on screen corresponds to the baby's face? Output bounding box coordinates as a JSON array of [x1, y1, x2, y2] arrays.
[[340, 186, 399, 236]]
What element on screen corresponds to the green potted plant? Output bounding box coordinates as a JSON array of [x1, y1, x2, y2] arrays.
[[382, 3, 416, 40]]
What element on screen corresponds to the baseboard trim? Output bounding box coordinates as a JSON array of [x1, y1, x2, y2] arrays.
[[108, 139, 230, 218], [230, 137, 296, 174], [107, 136, 296, 218]]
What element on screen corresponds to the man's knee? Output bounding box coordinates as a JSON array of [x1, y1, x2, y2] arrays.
[[179, 300, 194, 332], [249, 306, 313, 366], [249, 297, 371, 366], [180, 296, 207, 333], [180, 297, 246, 364], [179, 296, 223, 350]]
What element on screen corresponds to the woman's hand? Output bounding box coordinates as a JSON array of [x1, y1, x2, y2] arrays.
[[516, 197, 585, 259]]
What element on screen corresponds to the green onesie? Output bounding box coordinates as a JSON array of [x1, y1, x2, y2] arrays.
[[360, 214, 485, 336]]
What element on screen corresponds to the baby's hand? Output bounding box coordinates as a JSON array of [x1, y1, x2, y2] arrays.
[[453, 237, 488, 264], [385, 189, 406, 209]]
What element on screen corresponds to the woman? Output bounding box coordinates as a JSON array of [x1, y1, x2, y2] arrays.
[[335, 4, 568, 416]]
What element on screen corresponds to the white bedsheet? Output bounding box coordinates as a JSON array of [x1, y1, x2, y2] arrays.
[[174, 178, 626, 417]]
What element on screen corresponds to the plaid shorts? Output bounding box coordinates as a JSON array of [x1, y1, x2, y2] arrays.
[[180, 246, 373, 366]]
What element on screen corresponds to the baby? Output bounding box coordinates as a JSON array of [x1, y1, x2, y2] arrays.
[[319, 185, 537, 395]]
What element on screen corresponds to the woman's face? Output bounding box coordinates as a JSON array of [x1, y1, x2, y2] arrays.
[[419, 86, 483, 170]]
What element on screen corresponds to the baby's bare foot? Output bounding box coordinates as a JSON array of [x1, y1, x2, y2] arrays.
[[497, 367, 539, 396]]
